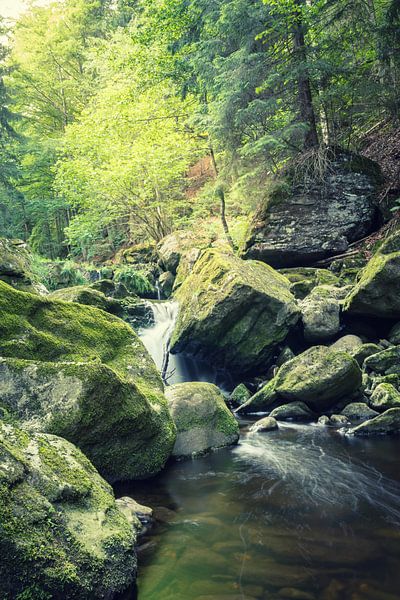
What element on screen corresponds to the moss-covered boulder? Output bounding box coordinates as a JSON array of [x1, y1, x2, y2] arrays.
[[0, 421, 137, 599], [347, 407, 400, 436], [369, 383, 400, 411], [49, 285, 124, 316], [345, 232, 400, 317], [165, 382, 239, 457], [364, 346, 400, 375], [300, 285, 342, 342], [171, 249, 300, 374], [340, 402, 379, 421], [0, 238, 48, 295], [269, 401, 316, 422], [235, 379, 278, 414], [0, 281, 176, 482], [331, 334, 363, 353], [273, 346, 362, 412], [90, 278, 130, 299]]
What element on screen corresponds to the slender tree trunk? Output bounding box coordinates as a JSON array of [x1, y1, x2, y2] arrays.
[[209, 144, 235, 250], [293, 0, 319, 149]]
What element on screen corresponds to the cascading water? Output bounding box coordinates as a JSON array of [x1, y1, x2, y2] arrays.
[[118, 302, 400, 600], [138, 300, 229, 387]]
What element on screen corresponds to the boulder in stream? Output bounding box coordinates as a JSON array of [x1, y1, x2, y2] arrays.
[[0, 281, 176, 482], [340, 402, 379, 421], [171, 249, 300, 374], [270, 401, 316, 422], [250, 416, 279, 432], [347, 407, 400, 436], [165, 382, 239, 457], [0, 420, 137, 600]]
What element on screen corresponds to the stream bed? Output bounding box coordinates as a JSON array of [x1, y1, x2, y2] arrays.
[[117, 302, 400, 600]]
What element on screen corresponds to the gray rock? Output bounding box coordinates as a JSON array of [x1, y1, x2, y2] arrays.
[[165, 382, 239, 457], [341, 402, 379, 421], [270, 402, 316, 422], [329, 414, 350, 425], [158, 271, 175, 298], [318, 415, 330, 426], [250, 416, 279, 432], [300, 285, 341, 342], [364, 346, 400, 375], [229, 383, 252, 407], [242, 150, 381, 267], [347, 407, 400, 436], [331, 334, 363, 353], [235, 379, 277, 414], [351, 343, 382, 366]]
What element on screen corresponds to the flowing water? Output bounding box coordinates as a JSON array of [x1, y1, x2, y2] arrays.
[[120, 301, 400, 600]]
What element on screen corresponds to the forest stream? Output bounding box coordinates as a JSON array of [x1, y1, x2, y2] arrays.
[[115, 301, 400, 600]]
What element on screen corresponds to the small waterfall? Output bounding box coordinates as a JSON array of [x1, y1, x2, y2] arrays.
[[138, 300, 228, 387]]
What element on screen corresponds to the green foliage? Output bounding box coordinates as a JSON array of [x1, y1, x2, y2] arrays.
[[113, 265, 153, 295]]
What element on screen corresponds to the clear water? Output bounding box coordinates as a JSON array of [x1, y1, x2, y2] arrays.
[[120, 302, 400, 600]]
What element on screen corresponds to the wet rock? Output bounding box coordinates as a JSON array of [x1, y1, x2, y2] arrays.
[[300, 285, 341, 342], [331, 334, 363, 353], [0, 421, 137, 600], [250, 416, 279, 432], [229, 383, 252, 407], [165, 382, 239, 457], [318, 415, 330, 426], [171, 249, 300, 374], [351, 343, 382, 366], [273, 346, 362, 412], [347, 407, 400, 435], [340, 402, 379, 421], [116, 496, 153, 529], [364, 346, 400, 375], [369, 383, 400, 411], [242, 150, 381, 267], [270, 402, 316, 422], [345, 232, 400, 318]]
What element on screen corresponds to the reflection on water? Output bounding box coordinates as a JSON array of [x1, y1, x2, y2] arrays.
[[116, 423, 400, 600]]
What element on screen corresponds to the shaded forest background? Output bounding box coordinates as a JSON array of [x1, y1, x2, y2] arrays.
[[0, 0, 399, 264]]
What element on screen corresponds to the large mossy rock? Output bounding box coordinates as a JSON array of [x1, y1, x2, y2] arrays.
[[0, 238, 47, 295], [170, 249, 300, 374], [242, 150, 381, 267], [0, 281, 176, 482], [49, 285, 124, 316], [347, 407, 400, 436], [165, 382, 239, 457], [344, 232, 400, 317], [279, 267, 339, 299], [273, 346, 362, 412], [0, 421, 136, 600]]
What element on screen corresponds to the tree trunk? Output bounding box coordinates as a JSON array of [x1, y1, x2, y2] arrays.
[[293, 0, 319, 149], [209, 145, 235, 250]]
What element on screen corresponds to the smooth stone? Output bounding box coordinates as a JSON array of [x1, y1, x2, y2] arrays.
[[250, 416, 279, 432], [270, 402, 316, 422], [340, 402, 379, 421]]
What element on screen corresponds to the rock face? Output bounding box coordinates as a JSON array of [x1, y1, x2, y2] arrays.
[[171, 250, 300, 374], [347, 408, 400, 436], [273, 346, 362, 412], [243, 150, 381, 267], [0, 421, 136, 600], [165, 382, 239, 457], [0, 281, 176, 482], [0, 238, 48, 295], [300, 285, 342, 342], [345, 233, 400, 317]]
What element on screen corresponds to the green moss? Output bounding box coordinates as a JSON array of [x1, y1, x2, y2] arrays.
[[0, 421, 136, 600], [49, 286, 123, 316], [0, 281, 176, 481]]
